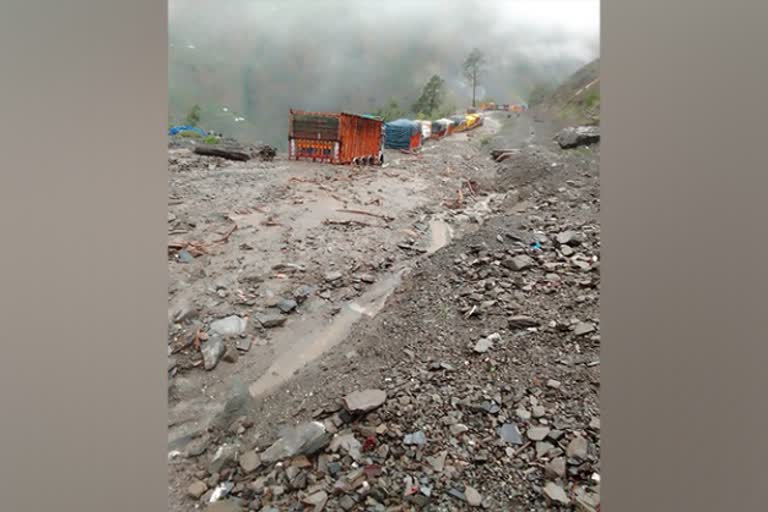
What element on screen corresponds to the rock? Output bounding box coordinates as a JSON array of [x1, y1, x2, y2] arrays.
[[171, 301, 198, 324], [589, 417, 601, 430], [185, 436, 210, 457], [209, 315, 247, 337], [556, 230, 583, 246], [285, 465, 299, 481], [277, 298, 298, 314], [473, 336, 494, 353], [527, 426, 551, 441], [405, 493, 430, 508], [208, 444, 238, 474], [325, 271, 343, 282], [293, 285, 313, 303], [545, 457, 567, 478], [238, 451, 261, 473], [464, 486, 482, 507], [516, 407, 532, 421], [201, 337, 225, 371], [543, 482, 571, 505], [574, 322, 596, 336], [575, 488, 601, 512], [567, 436, 589, 459], [187, 480, 208, 499], [330, 433, 362, 461], [222, 346, 239, 363], [260, 422, 331, 463], [338, 494, 358, 510], [502, 255, 535, 271], [359, 273, 376, 283], [548, 429, 565, 442], [255, 313, 286, 328], [561, 245, 575, 256], [555, 125, 600, 149], [572, 259, 592, 271], [465, 400, 500, 414], [235, 337, 252, 352], [532, 405, 546, 418], [327, 461, 342, 477], [206, 499, 243, 512], [498, 423, 523, 445], [546, 379, 562, 389], [209, 482, 234, 502], [426, 450, 448, 472], [302, 491, 328, 510], [508, 315, 540, 329], [342, 389, 387, 413], [536, 442, 556, 459], [404, 431, 427, 446], [211, 378, 254, 432], [177, 249, 195, 263], [450, 424, 469, 436]]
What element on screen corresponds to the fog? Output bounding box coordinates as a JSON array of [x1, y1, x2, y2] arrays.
[[169, 0, 600, 148]]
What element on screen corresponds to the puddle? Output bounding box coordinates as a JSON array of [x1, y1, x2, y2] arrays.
[[248, 269, 406, 398]]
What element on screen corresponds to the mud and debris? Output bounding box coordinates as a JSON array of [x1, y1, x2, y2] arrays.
[[168, 109, 600, 511]]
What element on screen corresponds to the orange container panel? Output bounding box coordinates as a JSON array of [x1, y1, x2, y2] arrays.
[[409, 132, 422, 150], [338, 114, 384, 164], [289, 110, 383, 165]]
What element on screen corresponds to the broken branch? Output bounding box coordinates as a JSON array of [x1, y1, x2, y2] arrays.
[[213, 224, 238, 243], [336, 208, 394, 222], [323, 218, 374, 228]]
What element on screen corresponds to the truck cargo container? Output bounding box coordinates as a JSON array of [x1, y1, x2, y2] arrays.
[[288, 110, 384, 165], [432, 118, 451, 139], [464, 113, 483, 130], [450, 115, 467, 132], [416, 120, 432, 140], [384, 119, 422, 151]]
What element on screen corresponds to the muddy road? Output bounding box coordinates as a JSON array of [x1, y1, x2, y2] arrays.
[[168, 115, 511, 450], [167, 110, 601, 511]]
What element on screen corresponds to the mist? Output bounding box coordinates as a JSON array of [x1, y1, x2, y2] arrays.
[[169, 0, 600, 148]]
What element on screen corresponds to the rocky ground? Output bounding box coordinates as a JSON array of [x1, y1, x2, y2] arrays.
[[167, 111, 600, 511]]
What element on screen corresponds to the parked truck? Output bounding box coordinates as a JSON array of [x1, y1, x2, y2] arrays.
[[288, 110, 384, 165]]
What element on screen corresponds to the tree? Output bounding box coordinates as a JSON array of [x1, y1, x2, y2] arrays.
[[185, 104, 201, 127], [463, 48, 486, 108], [437, 103, 457, 118], [373, 98, 405, 122], [412, 75, 445, 118]]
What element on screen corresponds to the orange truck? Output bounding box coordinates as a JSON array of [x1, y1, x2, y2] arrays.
[[288, 110, 384, 165]]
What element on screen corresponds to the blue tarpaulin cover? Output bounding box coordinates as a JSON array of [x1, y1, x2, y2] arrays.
[[384, 119, 420, 149], [169, 125, 208, 137]]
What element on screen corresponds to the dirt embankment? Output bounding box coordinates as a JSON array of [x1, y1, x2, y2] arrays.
[[168, 112, 601, 511]]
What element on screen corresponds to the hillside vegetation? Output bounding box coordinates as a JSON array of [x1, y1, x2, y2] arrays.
[[531, 58, 600, 125]]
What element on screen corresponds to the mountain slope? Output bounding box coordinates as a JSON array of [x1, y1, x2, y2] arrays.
[[533, 58, 600, 126]]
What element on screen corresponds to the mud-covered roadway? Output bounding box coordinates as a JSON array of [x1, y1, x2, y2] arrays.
[[168, 116, 512, 445], [168, 111, 601, 511]]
